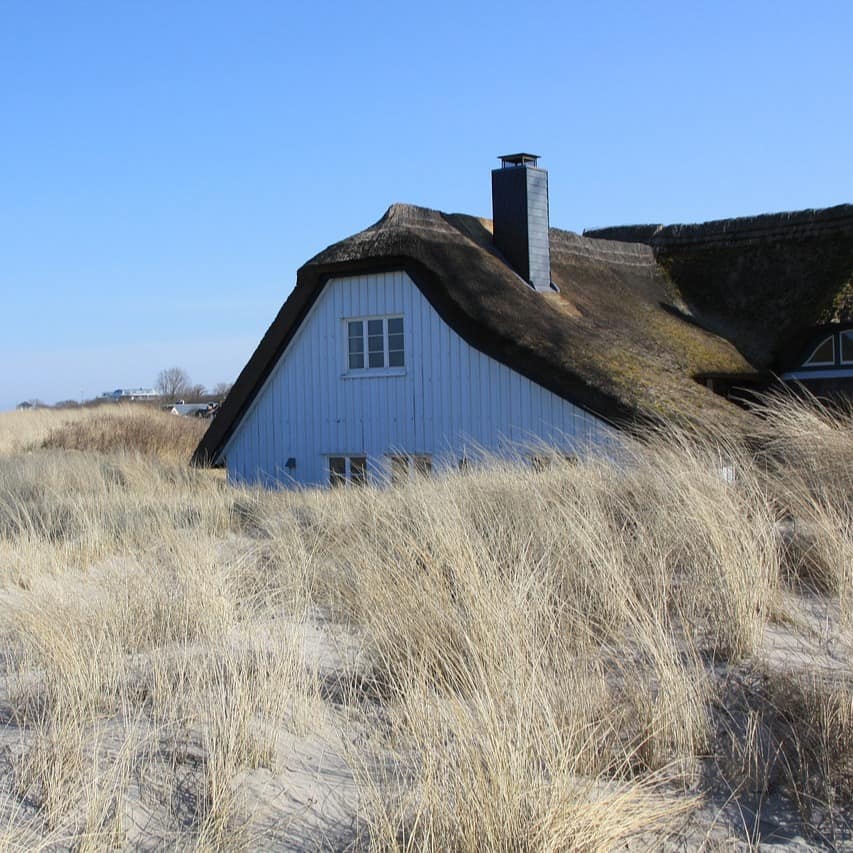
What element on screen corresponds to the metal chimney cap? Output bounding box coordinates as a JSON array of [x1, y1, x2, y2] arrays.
[[498, 153, 540, 168]]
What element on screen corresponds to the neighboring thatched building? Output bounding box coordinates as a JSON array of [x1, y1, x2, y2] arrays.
[[193, 155, 853, 487], [587, 207, 853, 400]]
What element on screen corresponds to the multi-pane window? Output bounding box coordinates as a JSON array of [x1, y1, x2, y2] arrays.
[[350, 456, 367, 485], [530, 453, 577, 471], [530, 455, 552, 472], [347, 316, 404, 371], [329, 456, 368, 487], [390, 455, 409, 486], [329, 456, 347, 487], [389, 454, 432, 485]]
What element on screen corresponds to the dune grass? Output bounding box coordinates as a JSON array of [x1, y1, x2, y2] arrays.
[[0, 407, 94, 456], [0, 404, 207, 464], [0, 395, 849, 848], [39, 408, 207, 464]]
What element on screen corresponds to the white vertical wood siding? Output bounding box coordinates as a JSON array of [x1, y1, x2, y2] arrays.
[[223, 271, 612, 487]]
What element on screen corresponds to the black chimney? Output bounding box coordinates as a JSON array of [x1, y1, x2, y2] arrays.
[[491, 153, 552, 292]]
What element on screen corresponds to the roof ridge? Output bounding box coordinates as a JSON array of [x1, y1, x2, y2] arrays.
[[585, 203, 853, 247]]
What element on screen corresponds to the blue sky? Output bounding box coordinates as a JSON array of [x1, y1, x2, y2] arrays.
[[1, 0, 851, 410]]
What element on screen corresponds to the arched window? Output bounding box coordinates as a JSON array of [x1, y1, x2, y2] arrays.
[[803, 335, 835, 366]]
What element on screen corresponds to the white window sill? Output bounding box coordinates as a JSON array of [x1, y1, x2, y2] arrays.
[[341, 368, 407, 379]]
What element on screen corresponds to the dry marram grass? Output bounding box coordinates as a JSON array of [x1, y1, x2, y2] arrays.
[[0, 397, 849, 848]]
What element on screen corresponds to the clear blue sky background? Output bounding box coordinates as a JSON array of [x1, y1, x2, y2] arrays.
[[1, 0, 851, 410]]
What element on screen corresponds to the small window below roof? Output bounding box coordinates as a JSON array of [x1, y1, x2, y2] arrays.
[[841, 330, 853, 365], [328, 455, 368, 487], [346, 316, 404, 372], [803, 335, 835, 367], [388, 454, 432, 485]]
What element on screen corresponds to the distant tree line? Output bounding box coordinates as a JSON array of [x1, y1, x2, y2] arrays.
[[155, 367, 232, 402], [16, 369, 233, 411]]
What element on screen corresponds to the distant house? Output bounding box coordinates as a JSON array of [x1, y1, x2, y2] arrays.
[[193, 154, 853, 488], [16, 401, 34, 411], [99, 388, 159, 401], [170, 402, 218, 418]]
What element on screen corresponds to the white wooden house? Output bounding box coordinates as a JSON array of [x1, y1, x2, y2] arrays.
[[215, 267, 609, 487], [194, 156, 853, 487]]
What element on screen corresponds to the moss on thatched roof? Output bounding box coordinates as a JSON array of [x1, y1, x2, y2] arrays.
[[196, 203, 768, 465], [587, 205, 853, 369]]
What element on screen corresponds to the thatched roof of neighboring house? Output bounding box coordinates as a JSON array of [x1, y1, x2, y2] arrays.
[[587, 204, 853, 369], [194, 202, 853, 466]]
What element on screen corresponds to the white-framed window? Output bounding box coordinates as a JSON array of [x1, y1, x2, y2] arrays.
[[388, 454, 432, 485], [841, 330, 853, 365], [530, 454, 552, 472], [328, 455, 368, 487], [803, 335, 835, 367], [346, 316, 404, 371], [528, 453, 578, 471]]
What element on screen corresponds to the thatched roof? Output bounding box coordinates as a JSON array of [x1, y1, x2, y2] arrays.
[[587, 204, 853, 369], [194, 202, 853, 465]]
